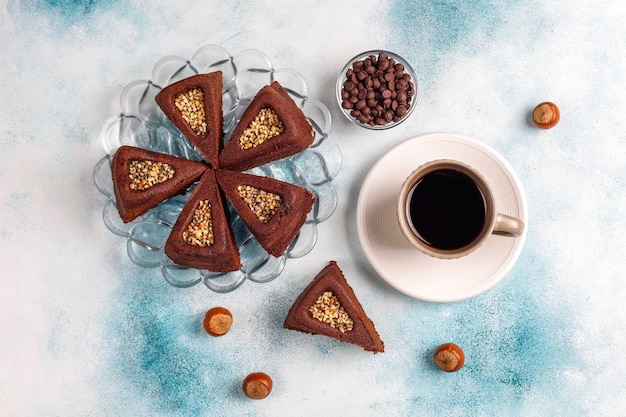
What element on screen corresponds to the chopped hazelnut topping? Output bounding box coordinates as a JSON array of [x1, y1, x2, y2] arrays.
[[236, 185, 281, 223], [128, 160, 175, 191], [309, 291, 354, 333], [307, 119, 315, 138], [175, 88, 207, 135], [182, 200, 214, 246], [238, 108, 284, 150]]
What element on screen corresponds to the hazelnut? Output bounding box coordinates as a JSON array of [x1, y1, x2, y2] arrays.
[[203, 307, 232, 337], [532, 101, 560, 129], [242, 372, 273, 400], [433, 343, 465, 372]]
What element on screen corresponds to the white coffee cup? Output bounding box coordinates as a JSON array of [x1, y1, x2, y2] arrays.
[[397, 159, 524, 259]]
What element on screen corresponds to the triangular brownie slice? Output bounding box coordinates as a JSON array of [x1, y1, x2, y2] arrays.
[[111, 145, 208, 223], [284, 261, 384, 353], [215, 169, 315, 257], [155, 72, 223, 168], [218, 81, 315, 172], [164, 169, 241, 272]]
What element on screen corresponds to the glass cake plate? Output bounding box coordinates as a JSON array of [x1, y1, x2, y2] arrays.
[[93, 45, 342, 293]]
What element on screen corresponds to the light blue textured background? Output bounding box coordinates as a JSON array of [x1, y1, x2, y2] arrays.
[[1, 1, 625, 416]]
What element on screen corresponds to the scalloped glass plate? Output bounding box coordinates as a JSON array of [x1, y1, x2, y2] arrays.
[[93, 45, 342, 293]]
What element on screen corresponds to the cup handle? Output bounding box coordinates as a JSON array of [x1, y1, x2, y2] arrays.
[[493, 213, 525, 237]]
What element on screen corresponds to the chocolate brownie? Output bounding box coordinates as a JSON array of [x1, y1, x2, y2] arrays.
[[164, 169, 241, 272], [155, 72, 224, 168], [284, 261, 384, 353], [218, 81, 315, 171], [111, 145, 208, 223], [215, 169, 315, 258]]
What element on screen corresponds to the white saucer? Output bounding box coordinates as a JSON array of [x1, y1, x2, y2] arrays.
[[356, 132, 527, 302]]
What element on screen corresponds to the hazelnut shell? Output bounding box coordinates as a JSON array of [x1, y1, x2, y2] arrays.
[[203, 307, 233, 337], [433, 343, 465, 372], [532, 102, 560, 129], [243, 372, 273, 400]]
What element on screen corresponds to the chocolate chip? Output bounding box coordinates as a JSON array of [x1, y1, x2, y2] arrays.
[[340, 52, 415, 127]]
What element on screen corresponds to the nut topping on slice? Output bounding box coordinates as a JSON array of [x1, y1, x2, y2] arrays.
[[236, 185, 282, 223], [128, 160, 175, 191], [182, 200, 214, 246], [239, 107, 284, 150], [175, 88, 207, 135], [309, 290, 354, 333]]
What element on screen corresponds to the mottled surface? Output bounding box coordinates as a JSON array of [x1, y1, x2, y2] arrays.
[[1, 0, 625, 416]]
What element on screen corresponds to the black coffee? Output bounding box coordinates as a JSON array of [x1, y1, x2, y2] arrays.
[[407, 169, 486, 250]]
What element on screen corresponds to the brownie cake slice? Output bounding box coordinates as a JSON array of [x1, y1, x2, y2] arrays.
[[111, 145, 208, 223], [155, 71, 224, 168], [164, 169, 241, 272], [284, 261, 384, 353], [215, 169, 315, 258], [218, 81, 315, 172]]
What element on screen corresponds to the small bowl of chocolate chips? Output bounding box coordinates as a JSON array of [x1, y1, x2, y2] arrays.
[[336, 50, 417, 130]]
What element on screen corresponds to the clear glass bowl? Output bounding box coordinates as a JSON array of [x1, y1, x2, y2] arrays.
[[93, 45, 342, 293], [336, 50, 418, 130]]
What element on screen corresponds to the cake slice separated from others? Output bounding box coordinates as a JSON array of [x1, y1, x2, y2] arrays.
[[284, 261, 384, 353]]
